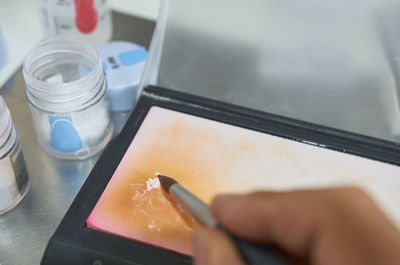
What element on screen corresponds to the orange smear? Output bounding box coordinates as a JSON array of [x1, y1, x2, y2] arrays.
[[87, 107, 237, 255]]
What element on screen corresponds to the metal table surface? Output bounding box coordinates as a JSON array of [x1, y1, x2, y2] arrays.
[[0, 12, 155, 265]]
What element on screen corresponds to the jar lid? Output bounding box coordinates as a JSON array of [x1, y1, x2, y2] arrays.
[[97, 41, 147, 112], [23, 38, 105, 113]]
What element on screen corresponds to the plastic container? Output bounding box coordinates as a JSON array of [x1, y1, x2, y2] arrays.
[[23, 38, 113, 160], [98, 41, 148, 112], [37, 0, 112, 46], [0, 96, 30, 215]]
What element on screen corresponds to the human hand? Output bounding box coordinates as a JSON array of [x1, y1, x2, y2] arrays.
[[193, 187, 400, 265]]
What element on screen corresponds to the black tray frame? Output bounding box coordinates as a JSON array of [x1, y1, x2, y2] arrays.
[[41, 85, 400, 265]]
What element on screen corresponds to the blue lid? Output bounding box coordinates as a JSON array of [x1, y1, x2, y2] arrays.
[[98, 41, 148, 112]]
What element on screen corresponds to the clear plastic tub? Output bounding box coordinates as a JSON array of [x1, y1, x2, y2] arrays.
[[0, 96, 30, 215], [23, 38, 113, 160]]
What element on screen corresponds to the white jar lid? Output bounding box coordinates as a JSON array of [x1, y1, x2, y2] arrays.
[[97, 41, 147, 112]]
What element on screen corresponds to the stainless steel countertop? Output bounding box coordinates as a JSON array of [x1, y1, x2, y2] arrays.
[[0, 12, 155, 265]]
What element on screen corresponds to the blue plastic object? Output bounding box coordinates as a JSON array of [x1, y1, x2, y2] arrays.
[[49, 116, 82, 153], [118, 47, 147, 66], [98, 41, 147, 112]]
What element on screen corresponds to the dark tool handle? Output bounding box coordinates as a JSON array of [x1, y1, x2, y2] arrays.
[[218, 225, 286, 265]]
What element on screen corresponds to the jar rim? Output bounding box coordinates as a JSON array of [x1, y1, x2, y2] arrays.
[[23, 37, 104, 111]]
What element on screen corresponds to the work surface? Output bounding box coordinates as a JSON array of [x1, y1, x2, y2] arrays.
[[0, 12, 155, 265]]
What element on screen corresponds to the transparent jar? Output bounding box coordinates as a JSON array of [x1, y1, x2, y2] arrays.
[[0, 96, 30, 215], [23, 38, 113, 160]]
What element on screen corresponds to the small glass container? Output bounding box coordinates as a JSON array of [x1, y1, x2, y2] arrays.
[[0, 96, 30, 215], [23, 38, 113, 160]]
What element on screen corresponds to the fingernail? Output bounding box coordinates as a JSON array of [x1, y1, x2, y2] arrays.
[[193, 229, 210, 265]]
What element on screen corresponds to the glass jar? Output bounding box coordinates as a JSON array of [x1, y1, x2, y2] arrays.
[[23, 38, 113, 160], [0, 96, 30, 215]]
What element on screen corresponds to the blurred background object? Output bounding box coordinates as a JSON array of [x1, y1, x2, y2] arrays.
[[374, 1, 400, 137], [0, 0, 160, 88], [37, 0, 113, 46], [0, 0, 44, 89]]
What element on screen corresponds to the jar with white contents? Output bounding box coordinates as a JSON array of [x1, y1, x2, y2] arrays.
[[23, 38, 113, 160], [0, 96, 30, 215]]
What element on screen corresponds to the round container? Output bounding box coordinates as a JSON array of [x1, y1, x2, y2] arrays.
[[23, 38, 113, 160], [98, 41, 148, 112], [0, 96, 30, 215]]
